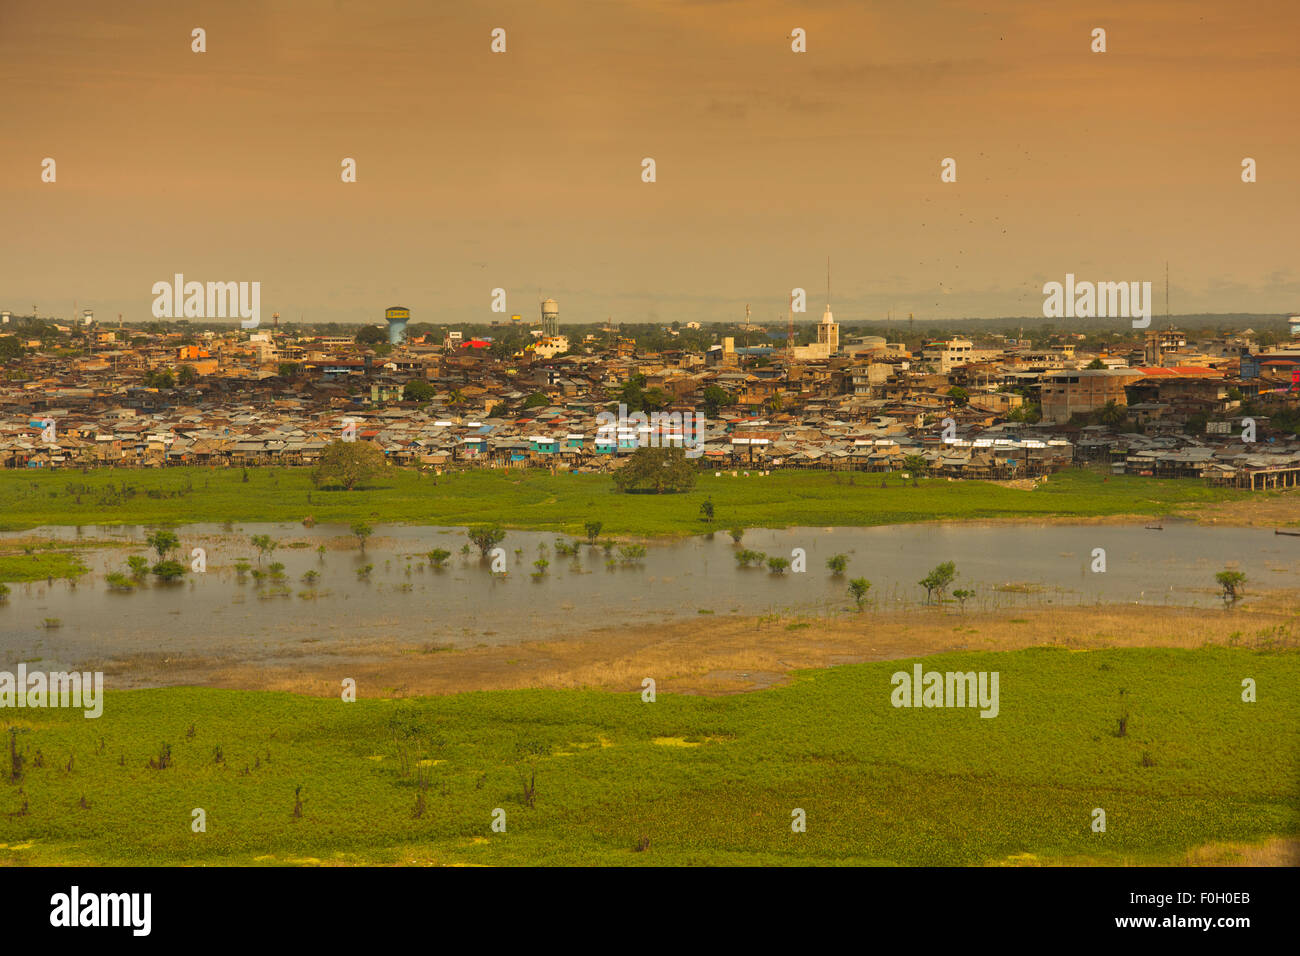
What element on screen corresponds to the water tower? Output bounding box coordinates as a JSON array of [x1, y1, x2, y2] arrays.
[[541, 297, 559, 337], [385, 306, 410, 345]]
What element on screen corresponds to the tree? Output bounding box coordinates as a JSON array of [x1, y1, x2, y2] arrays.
[[848, 578, 871, 610], [919, 561, 957, 605], [584, 520, 603, 544], [901, 455, 928, 479], [177, 364, 199, 386], [617, 374, 648, 411], [278, 362, 301, 380], [701, 384, 731, 418], [946, 386, 969, 406], [151, 560, 186, 581], [144, 367, 175, 389], [826, 554, 847, 575], [641, 387, 672, 412], [312, 439, 385, 490], [127, 555, 150, 581], [145, 530, 179, 561], [251, 534, 277, 565], [355, 325, 387, 345], [952, 588, 975, 611], [767, 556, 790, 574], [699, 497, 714, 522], [1215, 569, 1246, 609], [427, 548, 451, 568], [1086, 358, 1106, 370], [403, 379, 434, 402], [522, 392, 550, 409], [351, 522, 373, 551], [612, 446, 697, 494], [468, 523, 506, 558], [728, 527, 745, 544]]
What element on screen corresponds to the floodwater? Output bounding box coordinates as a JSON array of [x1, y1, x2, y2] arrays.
[[1, 521, 1297, 669]]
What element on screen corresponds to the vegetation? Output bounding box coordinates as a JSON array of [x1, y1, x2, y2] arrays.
[[920, 562, 958, 605], [2, 647, 1292, 865], [612, 448, 698, 494], [826, 554, 848, 575], [351, 522, 373, 551], [467, 523, 506, 558], [0, 467, 1271, 537], [311, 440, 386, 491], [0, 552, 89, 584], [1215, 569, 1247, 609], [848, 577, 871, 610]]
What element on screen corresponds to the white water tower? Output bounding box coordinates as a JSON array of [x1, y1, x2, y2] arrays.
[[541, 297, 559, 337]]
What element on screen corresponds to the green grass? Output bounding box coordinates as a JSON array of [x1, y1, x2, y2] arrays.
[[0, 466, 1261, 536], [0, 553, 89, 584], [1, 647, 1295, 865]]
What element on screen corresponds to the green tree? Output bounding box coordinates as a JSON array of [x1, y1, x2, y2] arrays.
[[177, 364, 199, 386], [467, 523, 506, 558], [250, 534, 277, 565], [701, 384, 731, 419], [901, 455, 928, 479], [699, 497, 714, 522], [312, 439, 385, 490], [403, 379, 434, 402], [427, 548, 451, 568], [946, 386, 969, 406], [584, 520, 603, 544], [612, 446, 698, 494], [151, 560, 186, 581], [278, 362, 301, 380], [145, 530, 179, 561], [919, 561, 957, 605], [522, 392, 550, 409], [952, 588, 975, 611], [848, 578, 871, 610], [351, 522, 373, 551], [826, 554, 848, 575], [1215, 569, 1246, 609], [144, 367, 175, 389], [355, 325, 387, 345], [1086, 358, 1106, 370], [767, 556, 790, 574]]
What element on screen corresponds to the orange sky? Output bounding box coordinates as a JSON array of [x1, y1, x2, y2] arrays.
[[2, 0, 1297, 326]]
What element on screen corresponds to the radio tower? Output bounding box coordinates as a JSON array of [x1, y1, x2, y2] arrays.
[[787, 293, 794, 359], [1164, 261, 1170, 327]]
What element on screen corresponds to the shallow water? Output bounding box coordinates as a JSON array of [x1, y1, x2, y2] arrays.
[[1, 521, 1296, 669]]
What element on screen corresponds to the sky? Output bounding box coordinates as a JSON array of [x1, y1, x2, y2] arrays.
[[1, 0, 1297, 327]]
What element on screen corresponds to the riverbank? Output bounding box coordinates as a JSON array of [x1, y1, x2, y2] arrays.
[[1, 466, 1289, 535], [85, 591, 1300, 696]]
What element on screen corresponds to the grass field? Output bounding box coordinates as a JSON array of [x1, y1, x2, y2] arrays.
[[0, 466, 1266, 536], [0, 553, 89, 584], [1, 646, 1295, 866]]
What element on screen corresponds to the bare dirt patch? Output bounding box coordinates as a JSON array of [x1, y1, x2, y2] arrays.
[[91, 591, 1300, 698]]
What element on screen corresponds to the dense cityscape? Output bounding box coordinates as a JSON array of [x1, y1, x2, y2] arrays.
[[3, 303, 1299, 487]]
